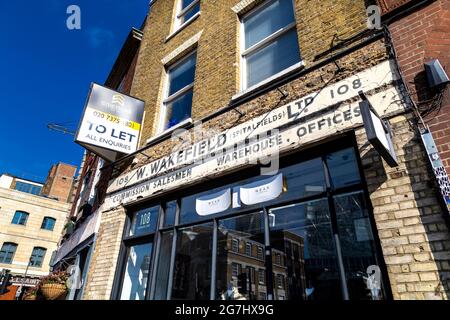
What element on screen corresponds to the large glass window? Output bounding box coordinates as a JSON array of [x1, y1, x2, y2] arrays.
[[30, 247, 47, 267], [216, 213, 266, 300], [120, 242, 153, 300], [129, 206, 159, 237], [0, 242, 17, 264], [154, 231, 174, 300], [41, 217, 56, 231], [161, 52, 197, 132], [171, 222, 213, 300], [11, 211, 29, 226], [269, 200, 341, 300], [117, 145, 389, 301], [241, 0, 301, 89], [14, 181, 42, 195], [334, 192, 384, 300]]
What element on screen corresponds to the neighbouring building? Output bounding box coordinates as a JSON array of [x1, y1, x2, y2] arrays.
[[71, 0, 450, 300], [0, 163, 76, 300], [50, 27, 143, 300]]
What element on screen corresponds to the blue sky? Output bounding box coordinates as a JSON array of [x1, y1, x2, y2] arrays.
[[0, 0, 149, 182]]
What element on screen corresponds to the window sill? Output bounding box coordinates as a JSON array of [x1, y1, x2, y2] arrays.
[[165, 12, 201, 43], [146, 118, 193, 145], [232, 61, 305, 102]]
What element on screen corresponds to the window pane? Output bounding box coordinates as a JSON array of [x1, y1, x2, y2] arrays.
[[334, 192, 385, 300], [41, 217, 56, 231], [12, 211, 28, 225], [172, 223, 213, 300], [269, 199, 342, 300], [0, 243, 17, 264], [129, 206, 159, 237], [243, 0, 296, 49], [154, 231, 174, 300], [164, 201, 177, 227], [163, 90, 193, 130], [120, 242, 153, 300], [216, 212, 266, 300], [168, 54, 196, 96], [182, 0, 196, 9], [282, 158, 326, 200], [31, 247, 46, 267], [326, 148, 361, 189], [180, 2, 200, 24], [246, 28, 300, 87]]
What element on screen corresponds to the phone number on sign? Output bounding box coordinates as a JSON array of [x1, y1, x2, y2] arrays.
[[92, 110, 139, 130]]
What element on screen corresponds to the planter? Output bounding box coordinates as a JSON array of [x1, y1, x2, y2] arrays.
[[40, 283, 67, 300]]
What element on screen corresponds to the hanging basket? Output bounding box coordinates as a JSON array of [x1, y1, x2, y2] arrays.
[[40, 283, 67, 300], [23, 294, 37, 301]]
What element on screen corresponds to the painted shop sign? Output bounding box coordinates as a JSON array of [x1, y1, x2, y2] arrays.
[[103, 61, 407, 209], [108, 60, 399, 194]]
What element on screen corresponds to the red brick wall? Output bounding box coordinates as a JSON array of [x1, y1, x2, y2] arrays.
[[388, 0, 450, 171]]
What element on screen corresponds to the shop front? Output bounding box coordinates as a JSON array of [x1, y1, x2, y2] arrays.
[[111, 137, 391, 300]]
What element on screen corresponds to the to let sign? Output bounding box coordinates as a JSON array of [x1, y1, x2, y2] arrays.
[[75, 83, 145, 161]]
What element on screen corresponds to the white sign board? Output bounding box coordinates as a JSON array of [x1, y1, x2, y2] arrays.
[[103, 60, 407, 209], [108, 60, 399, 193], [75, 83, 145, 161]]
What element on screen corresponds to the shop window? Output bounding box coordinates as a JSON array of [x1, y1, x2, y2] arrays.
[[216, 212, 266, 300], [41, 217, 56, 231], [334, 191, 385, 300], [164, 201, 178, 227], [0, 242, 17, 264], [174, 0, 200, 31], [171, 222, 213, 300], [120, 242, 153, 300], [269, 199, 342, 300], [30, 247, 47, 267], [129, 206, 159, 237], [160, 51, 197, 132], [154, 231, 174, 300], [325, 148, 361, 189], [240, 0, 301, 89], [11, 211, 29, 226]]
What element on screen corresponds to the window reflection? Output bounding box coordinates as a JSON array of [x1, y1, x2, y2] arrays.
[[154, 231, 174, 300], [172, 223, 213, 300], [334, 192, 384, 300], [216, 212, 266, 300], [269, 199, 342, 300], [326, 148, 361, 189], [120, 242, 153, 300]]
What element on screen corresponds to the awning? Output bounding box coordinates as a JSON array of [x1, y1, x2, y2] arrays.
[[53, 210, 100, 265]]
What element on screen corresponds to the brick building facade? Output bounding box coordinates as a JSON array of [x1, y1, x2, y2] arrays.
[[68, 0, 450, 300]]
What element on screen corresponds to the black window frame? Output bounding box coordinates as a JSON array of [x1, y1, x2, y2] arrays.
[[11, 211, 29, 226], [41, 217, 56, 231], [112, 133, 392, 300], [30, 247, 47, 268], [0, 242, 18, 264]]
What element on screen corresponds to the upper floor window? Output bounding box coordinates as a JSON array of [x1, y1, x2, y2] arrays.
[[41, 217, 56, 231], [30, 247, 47, 268], [232, 238, 239, 252], [241, 0, 301, 89], [11, 211, 29, 226], [175, 0, 200, 29], [14, 181, 42, 196], [245, 242, 252, 256], [160, 51, 197, 132], [0, 242, 17, 264]]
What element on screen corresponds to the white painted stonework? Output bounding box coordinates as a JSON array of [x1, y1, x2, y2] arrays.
[[102, 60, 408, 210]]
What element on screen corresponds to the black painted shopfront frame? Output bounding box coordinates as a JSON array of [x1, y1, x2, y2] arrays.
[[111, 133, 393, 300]]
